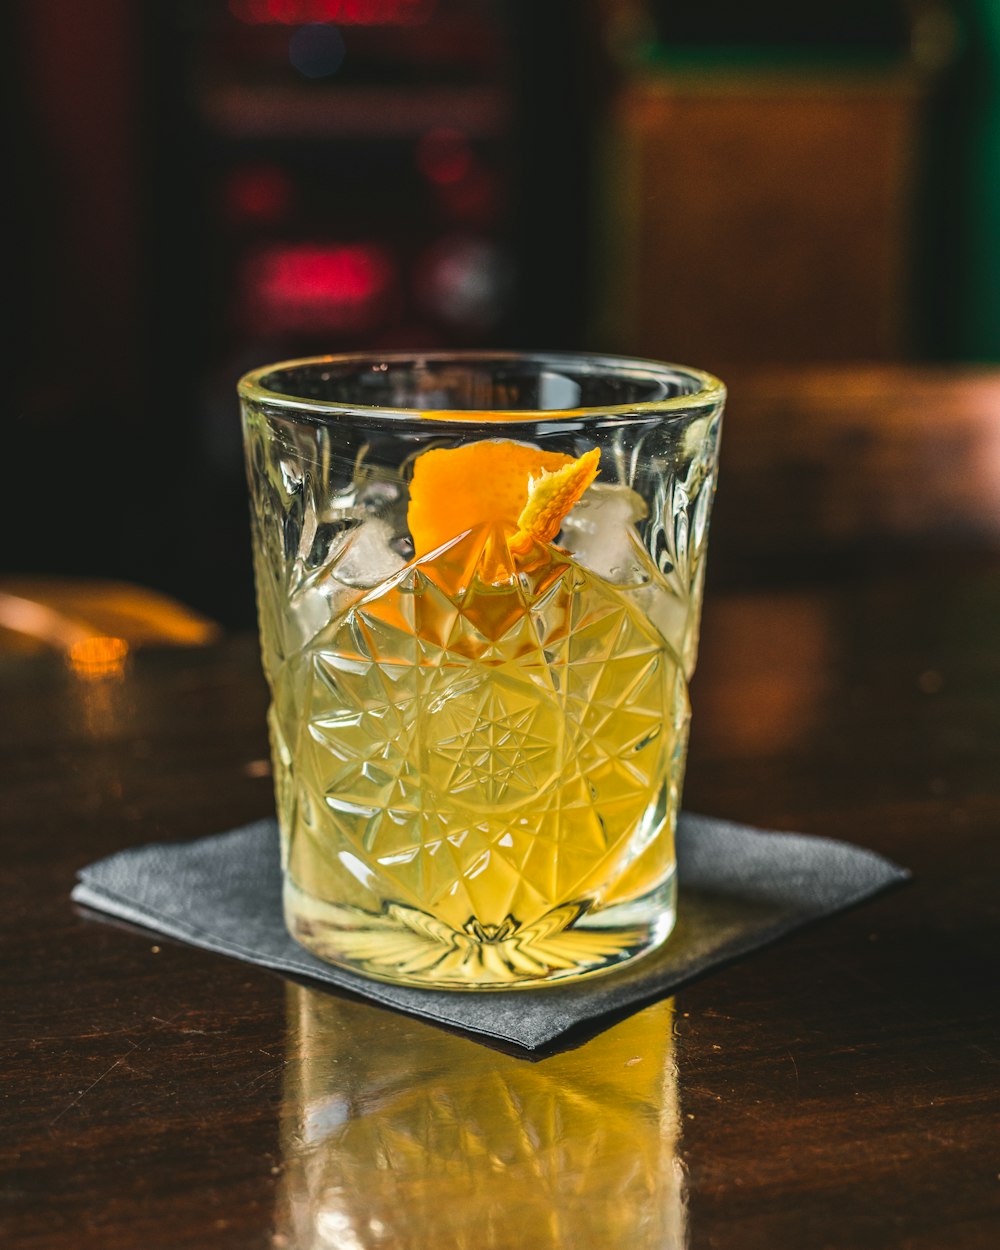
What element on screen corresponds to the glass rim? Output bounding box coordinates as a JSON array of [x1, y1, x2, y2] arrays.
[[237, 350, 726, 424]]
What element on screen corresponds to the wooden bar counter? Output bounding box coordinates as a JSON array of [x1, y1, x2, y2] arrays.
[[2, 367, 999, 1249]]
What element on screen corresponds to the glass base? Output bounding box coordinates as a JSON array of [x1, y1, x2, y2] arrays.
[[284, 870, 677, 990]]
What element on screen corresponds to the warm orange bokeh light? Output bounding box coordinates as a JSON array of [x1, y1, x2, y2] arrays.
[[67, 636, 130, 680]]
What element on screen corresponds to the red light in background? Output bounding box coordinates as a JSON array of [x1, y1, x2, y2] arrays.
[[229, 0, 436, 25], [416, 127, 474, 186], [225, 166, 293, 223], [247, 242, 396, 331]]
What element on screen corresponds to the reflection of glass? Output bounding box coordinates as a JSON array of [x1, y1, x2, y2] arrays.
[[240, 353, 724, 988], [275, 985, 686, 1250]]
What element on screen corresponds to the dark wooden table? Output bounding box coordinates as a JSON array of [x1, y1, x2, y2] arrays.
[[4, 368, 1000, 1249]]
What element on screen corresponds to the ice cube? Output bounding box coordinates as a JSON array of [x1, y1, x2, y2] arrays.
[[332, 517, 407, 589], [287, 517, 407, 654], [559, 483, 653, 586], [559, 483, 695, 664]]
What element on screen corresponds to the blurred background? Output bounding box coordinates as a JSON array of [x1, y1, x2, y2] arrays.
[[5, 0, 999, 632]]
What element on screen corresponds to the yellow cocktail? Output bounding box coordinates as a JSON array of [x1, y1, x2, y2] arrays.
[[240, 353, 724, 987]]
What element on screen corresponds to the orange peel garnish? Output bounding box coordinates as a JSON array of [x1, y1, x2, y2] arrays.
[[407, 440, 600, 560], [511, 448, 600, 555]]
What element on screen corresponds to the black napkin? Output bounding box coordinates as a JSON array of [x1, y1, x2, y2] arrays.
[[72, 815, 907, 1049]]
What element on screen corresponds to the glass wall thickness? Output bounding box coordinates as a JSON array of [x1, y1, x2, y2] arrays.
[[239, 352, 724, 989]]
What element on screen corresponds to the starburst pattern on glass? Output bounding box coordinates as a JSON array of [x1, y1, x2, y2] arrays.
[[241, 353, 724, 987], [272, 523, 688, 985]]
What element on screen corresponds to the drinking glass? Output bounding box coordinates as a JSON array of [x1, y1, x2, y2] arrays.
[[239, 352, 724, 989]]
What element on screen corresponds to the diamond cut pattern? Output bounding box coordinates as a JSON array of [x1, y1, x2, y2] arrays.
[[243, 398, 716, 980], [434, 688, 551, 802], [282, 524, 686, 934]]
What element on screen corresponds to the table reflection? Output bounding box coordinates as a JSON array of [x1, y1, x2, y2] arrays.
[[275, 986, 686, 1250]]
